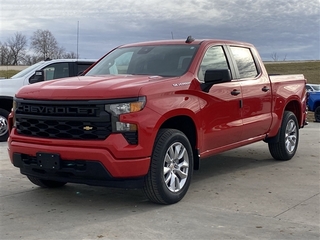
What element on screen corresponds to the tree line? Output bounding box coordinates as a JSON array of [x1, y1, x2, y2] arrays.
[[0, 30, 77, 65]]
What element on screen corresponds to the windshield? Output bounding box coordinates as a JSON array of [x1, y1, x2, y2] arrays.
[[85, 45, 199, 77], [11, 61, 44, 79]]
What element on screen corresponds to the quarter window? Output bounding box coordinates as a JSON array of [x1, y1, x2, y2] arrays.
[[230, 47, 258, 79]]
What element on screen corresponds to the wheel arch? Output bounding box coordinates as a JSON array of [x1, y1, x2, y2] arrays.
[[266, 100, 301, 144], [312, 100, 320, 111], [159, 115, 199, 170], [285, 99, 304, 127], [267, 110, 299, 160], [0, 96, 14, 113]]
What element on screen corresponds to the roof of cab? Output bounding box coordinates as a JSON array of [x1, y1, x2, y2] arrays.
[[119, 38, 254, 48]]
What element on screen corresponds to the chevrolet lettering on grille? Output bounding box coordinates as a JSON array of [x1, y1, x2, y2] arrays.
[[18, 105, 97, 115]]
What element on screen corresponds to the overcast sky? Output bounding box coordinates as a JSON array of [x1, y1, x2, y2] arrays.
[[0, 0, 319, 61]]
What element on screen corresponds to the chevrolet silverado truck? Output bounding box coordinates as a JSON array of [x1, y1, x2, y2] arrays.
[[0, 58, 97, 141], [7, 37, 307, 204], [307, 91, 320, 122]]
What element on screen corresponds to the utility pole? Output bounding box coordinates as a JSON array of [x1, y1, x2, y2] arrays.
[[77, 21, 79, 59]]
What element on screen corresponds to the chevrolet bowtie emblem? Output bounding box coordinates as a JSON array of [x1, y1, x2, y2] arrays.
[[83, 126, 93, 131]]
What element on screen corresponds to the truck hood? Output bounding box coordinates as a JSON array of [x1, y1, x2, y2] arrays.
[[0, 77, 25, 98], [16, 75, 174, 100]]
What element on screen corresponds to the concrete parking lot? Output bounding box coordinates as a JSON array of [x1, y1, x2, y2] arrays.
[[0, 123, 319, 240]]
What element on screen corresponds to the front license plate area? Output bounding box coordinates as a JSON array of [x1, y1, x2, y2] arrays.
[[36, 152, 60, 170]]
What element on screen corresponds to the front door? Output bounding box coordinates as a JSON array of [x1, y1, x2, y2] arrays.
[[198, 46, 243, 152]]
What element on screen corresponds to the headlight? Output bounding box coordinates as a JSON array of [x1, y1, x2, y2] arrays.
[[105, 96, 146, 132], [105, 96, 146, 116]]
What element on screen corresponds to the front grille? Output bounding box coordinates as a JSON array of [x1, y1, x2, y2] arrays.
[[15, 100, 112, 140]]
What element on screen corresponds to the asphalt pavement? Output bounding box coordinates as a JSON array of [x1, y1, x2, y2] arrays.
[[0, 123, 319, 240]]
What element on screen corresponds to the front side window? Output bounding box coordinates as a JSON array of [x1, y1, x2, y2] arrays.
[[198, 46, 229, 82], [42, 63, 69, 80], [230, 47, 258, 79], [85, 45, 199, 77], [77, 63, 94, 75]]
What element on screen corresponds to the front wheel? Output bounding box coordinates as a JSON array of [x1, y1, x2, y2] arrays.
[[268, 111, 299, 160], [144, 129, 193, 204], [314, 106, 320, 122], [27, 175, 67, 188]]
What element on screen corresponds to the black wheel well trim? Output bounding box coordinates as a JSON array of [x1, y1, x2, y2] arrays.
[[0, 96, 14, 112], [314, 102, 320, 110], [264, 109, 297, 143], [159, 115, 200, 170]]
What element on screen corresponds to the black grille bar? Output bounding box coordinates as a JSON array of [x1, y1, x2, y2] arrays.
[[15, 99, 112, 140]]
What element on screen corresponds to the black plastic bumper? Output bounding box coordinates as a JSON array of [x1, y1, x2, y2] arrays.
[[12, 153, 144, 188]]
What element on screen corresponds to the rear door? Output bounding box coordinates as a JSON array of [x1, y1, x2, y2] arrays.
[[228, 46, 272, 140]]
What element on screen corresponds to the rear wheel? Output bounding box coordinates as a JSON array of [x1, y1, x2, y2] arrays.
[[0, 108, 9, 142], [144, 129, 193, 204], [268, 111, 299, 160], [27, 175, 67, 188], [314, 106, 320, 122]]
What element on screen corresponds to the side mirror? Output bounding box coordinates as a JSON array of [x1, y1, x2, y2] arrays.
[[204, 69, 231, 84], [29, 70, 44, 84], [201, 69, 231, 92]]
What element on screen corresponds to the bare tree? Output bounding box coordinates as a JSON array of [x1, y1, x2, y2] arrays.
[[0, 41, 11, 65], [21, 54, 42, 65], [271, 52, 288, 62], [7, 32, 28, 65], [30, 29, 59, 60], [271, 52, 278, 61], [52, 46, 66, 59], [62, 51, 77, 59], [1, 30, 78, 65], [282, 54, 287, 61]]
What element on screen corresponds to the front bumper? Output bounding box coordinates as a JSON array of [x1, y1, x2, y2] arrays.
[[12, 153, 145, 188], [8, 132, 151, 188]]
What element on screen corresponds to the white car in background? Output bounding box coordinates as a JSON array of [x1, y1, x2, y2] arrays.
[[0, 58, 97, 141], [306, 83, 320, 92]]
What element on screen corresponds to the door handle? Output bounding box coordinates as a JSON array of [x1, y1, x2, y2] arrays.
[[231, 89, 241, 96], [262, 86, 270, 92]]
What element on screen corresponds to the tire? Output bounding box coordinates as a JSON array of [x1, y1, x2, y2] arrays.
[[0, 108, 9, 142], [268, 111, 299, 160], [144, 129, 193, 204], [27, 175, 67, 188], [314, 106, 320, 122]]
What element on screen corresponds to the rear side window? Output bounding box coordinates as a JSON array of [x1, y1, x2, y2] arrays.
[[230, 47, 258, 79]]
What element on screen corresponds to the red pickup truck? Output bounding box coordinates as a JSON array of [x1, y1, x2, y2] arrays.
[[7, 37, 307, 204]]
